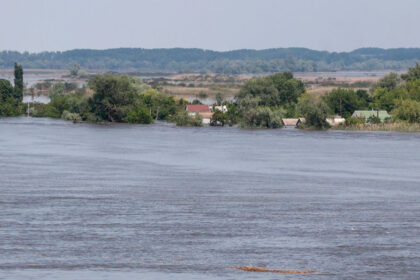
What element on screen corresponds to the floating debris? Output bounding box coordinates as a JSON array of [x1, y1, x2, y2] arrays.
[[232, 266, 315, 274]]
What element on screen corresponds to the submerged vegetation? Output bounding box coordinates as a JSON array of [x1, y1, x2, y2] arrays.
[[2, 62, 420, 132], [0, 63, 24, 116]]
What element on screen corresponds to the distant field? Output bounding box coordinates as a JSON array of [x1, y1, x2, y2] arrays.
[[1, 69, 388, 100]]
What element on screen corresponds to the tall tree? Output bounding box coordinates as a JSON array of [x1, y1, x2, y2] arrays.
[[14, 63, 24, 100]]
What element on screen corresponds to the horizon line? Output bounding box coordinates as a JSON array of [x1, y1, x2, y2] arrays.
[[1, 46, 420, 55]]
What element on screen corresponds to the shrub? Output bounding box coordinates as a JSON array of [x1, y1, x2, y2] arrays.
[[210, 110, 227, 126], [241, 107, 283, 129], [367, 115, 381, 124], [345, 117, 365, 126], [392, 99, 420, 123], [124, 107, 153, 124], [175, 111, 203, 127], [61, 110, 82, 123], [297, 99, 330, 129]]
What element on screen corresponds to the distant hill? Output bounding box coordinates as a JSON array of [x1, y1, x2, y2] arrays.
[[1, 47, 419, 74]]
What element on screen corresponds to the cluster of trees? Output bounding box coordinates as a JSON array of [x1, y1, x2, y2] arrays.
[[208, 72, 307, 128], [211, 65, 420, 129], [31, 74, 187, 124], [3, 62, 420, 129], [0, 63, 24, 116], [1, 48, 420, 74]]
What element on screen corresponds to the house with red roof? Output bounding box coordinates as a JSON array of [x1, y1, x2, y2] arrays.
[[186, 105, 213, 124]]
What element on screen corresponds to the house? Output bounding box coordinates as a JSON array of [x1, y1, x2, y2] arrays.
[[282, 118, 306, 127], [282, 118, 300, 127], [326, 116, 345, 126], [212, 105, 228, 113], [186, 104, 213, 124], [352, 110, 390, 122]]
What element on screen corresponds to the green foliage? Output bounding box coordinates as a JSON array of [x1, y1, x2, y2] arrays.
[[88, 75, 137, 122], [345, 117, 365, 126], [392, 99, 420, 123], [0, 97, 24, 116], [215, 92, 224, 105], [136, 89, 178, 121], [124, 107, 153, 124], [48, 82, 67, 98], [61, 110, 82, 123], [0, 77, 24, 117], [2, 48, 420, 73], [371, 72, 402, 92], [70, 63, 80, 76], [401, 63, 420, 81], [210, 110, 227, 126], [237, 72, 305, 107], [13, 63, 24, 100], [323, 88, 368, 118], [198, 91, 208, 99], [240, 107, 283, 129], [0, 79, 14, 101], [297, 99, 330, 129], [225, 103, 239, 126], [367, 115, 381, 124], [175, 111, 203, 127]]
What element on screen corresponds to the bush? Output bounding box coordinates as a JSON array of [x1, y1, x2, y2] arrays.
[[210, 110, 227, 126], [124, 107, 153, 124], [392, 99, 420, 123], [297, 99, 330, 129], [241, 107, 283, 129], [175, 111, 203, 127], [61, 110, 82, 123], [345, 117, 365, 126], [367, 115, 381, 124]]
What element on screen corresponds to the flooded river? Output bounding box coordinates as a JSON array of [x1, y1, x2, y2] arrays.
[[0, 117, 419, 279]]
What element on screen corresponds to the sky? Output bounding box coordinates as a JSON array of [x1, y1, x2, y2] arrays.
[[1, 0, 420, 53]]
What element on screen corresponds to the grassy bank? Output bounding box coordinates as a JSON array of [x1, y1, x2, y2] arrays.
[[333, 123, 420, 132]]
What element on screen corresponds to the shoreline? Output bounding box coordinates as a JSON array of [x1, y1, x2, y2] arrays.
[[2, 116, 420, 133]]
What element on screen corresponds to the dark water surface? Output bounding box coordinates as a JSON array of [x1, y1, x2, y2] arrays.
[[1, 117, 419, 280]]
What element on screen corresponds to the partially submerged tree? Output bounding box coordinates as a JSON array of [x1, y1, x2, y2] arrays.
[[13, 63, 24, 100]]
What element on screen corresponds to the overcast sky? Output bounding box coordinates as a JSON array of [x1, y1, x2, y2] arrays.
[[1, 0, 420, 53]]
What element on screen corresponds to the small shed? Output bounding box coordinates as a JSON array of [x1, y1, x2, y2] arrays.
[[282, 118, 305, 127], [282, 118, 299, 127]]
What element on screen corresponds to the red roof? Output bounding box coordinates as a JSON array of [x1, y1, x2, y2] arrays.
[[186, 105, 210, 112]]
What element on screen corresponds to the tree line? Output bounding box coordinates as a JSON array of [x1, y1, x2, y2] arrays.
[[2, 63, 420, 129], [1, 47, 419, 74]]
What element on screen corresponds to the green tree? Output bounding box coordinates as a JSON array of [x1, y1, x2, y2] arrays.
[[237, 71, 304, 108], [210, 110, 227, 126], [401, 63, 420, 81], [13, 63, 24, 100], [215, 92, 224, 105], [70, 63, 80, 76], [297, 99, 330, 129], [175, 111, 203, 127], [241, 107, 283, 129], [124, 107, 153, 124], [323, 88, 361, 118], [0, 79, 14, 101], [48, 82, 67, 98], [88, 75, 137, 122], [372, 72, 402, 92], [392, 99, 420, 123]]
